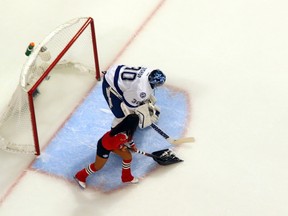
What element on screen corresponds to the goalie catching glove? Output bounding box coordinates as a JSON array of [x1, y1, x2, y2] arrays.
[[135, 102, 160, 129]]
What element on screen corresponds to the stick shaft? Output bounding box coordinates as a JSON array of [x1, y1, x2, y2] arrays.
[[151, 123, 169, 139], [151, 123, 195, 144]]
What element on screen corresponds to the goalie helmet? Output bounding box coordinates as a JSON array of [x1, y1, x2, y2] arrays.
[[148, 69, 166, 89]]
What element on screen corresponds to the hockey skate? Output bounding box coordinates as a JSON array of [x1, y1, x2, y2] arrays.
[[74, 175, 86, 189], [123, 177, 139, 184]]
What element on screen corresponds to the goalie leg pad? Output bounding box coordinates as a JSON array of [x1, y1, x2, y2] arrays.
[[135, 103, 153, 128], [149, 94, 157, 105], [148, 103, 160, 122], [120, 102, 132, 116], [135, 103, 161, 128]]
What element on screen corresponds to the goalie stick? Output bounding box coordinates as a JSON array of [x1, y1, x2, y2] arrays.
[[151, 123, 195, 145], [103, 86, 194, 144]]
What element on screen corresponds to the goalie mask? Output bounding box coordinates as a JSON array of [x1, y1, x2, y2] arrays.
[[110, 114, 139, 137], [148, 70, 166, 89]]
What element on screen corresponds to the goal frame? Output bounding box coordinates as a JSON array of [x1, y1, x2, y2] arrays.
[[28, 17, 100, 155]]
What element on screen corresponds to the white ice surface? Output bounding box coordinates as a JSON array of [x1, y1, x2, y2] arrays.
[[1, 0, 288, 215]]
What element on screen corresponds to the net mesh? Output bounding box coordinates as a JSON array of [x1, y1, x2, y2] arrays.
[[0, 17, 100, 154]]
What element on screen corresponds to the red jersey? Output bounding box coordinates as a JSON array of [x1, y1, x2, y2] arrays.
[[101, 131, 131, 150]]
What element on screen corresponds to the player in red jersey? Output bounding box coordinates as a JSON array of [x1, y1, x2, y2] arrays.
[[74, 114, 140, 189]]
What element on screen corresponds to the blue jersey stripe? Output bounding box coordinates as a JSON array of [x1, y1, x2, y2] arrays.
[[113, 65, 124, 97]]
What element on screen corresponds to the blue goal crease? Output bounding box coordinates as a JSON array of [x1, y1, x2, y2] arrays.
[[32, 83, 189, 192]]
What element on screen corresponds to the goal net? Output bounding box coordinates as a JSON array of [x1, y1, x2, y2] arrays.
[[0, 17, 100, 155]]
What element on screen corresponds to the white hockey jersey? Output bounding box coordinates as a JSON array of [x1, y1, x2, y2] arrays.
[[104, 65, 154, 109]]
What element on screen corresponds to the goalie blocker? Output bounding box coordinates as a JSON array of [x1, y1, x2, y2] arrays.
[[135, 102, 160, 129]]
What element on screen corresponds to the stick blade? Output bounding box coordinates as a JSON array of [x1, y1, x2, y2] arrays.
[[171, 137, 195, 145]]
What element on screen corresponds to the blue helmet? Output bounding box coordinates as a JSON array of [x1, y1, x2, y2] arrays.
[[148, 69, 166, 89]]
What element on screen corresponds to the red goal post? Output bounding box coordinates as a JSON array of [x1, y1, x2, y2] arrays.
[[0, 17, 100, 155]]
